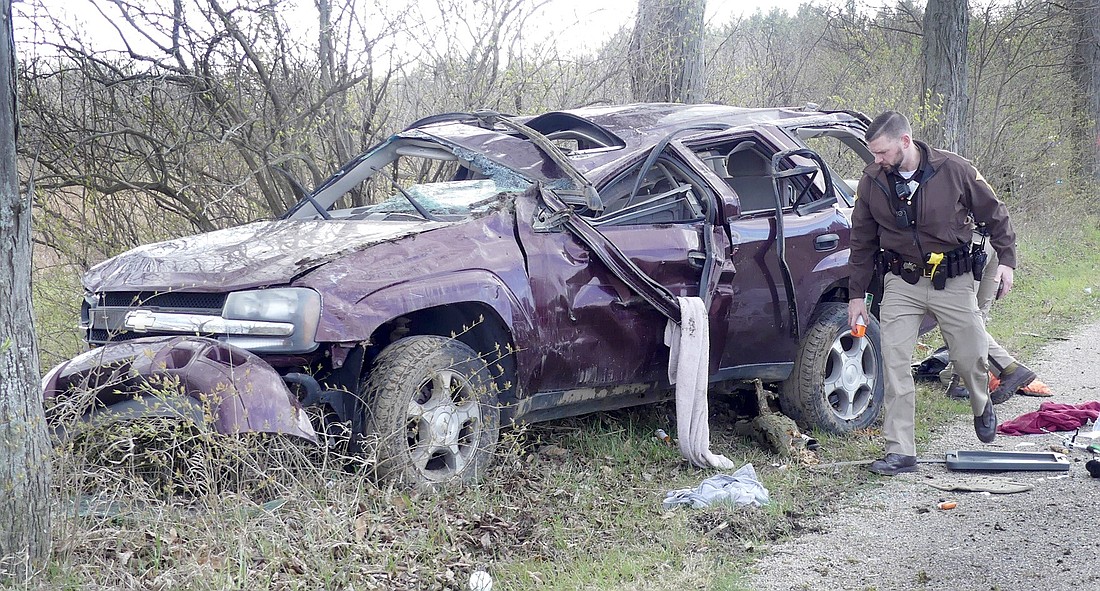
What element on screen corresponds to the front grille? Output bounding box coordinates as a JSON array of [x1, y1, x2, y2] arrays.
[[88, 291, 229, 346], [102, 291, 227, 311], [88, 328, 220, 345]]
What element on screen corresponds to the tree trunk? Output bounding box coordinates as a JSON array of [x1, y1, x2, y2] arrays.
[[921, 0, 970, 155], [316, 0, 351, 168], [629, 0, 706, 103], [1069, 0, 1100, 182], [0, 0, 51, 579]]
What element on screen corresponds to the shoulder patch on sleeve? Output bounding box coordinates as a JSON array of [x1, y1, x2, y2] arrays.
[[972, 166, 996, 194]]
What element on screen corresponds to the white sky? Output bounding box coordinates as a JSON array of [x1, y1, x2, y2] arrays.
[[536, 0, 822, 49], [14, 0, 841, 60]]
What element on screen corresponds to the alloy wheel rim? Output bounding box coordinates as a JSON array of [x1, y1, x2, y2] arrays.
[[821, 329, 878, 421], [404, 368, 482, 480]]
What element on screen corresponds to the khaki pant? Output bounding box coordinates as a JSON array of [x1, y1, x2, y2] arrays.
[[881, 272, 990, 456], [938, 237, 1015, 383], [974, 239, 1015, 371]]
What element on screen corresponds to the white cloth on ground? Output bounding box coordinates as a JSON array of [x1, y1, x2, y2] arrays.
[[662, 463, 770, 509], [664, 296, 735, 470]]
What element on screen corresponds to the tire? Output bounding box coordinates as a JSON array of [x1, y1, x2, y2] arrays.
[[780, 302, 884, 434], [362, 335, 500, 487]]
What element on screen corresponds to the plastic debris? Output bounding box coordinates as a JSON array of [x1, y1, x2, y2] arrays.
[[469, 570, 493, 591], [1020, 378, 1053, 397], [662, 463, 770, 509]]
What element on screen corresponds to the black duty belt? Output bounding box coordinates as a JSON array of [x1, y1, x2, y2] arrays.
[[882, 244, 973, 290]]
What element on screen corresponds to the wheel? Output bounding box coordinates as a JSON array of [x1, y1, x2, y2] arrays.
[[780, 302, 884, 434], [362, 335, 499, 487]]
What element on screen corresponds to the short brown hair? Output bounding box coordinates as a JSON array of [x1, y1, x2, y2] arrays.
[[865, 111, 912, 142]]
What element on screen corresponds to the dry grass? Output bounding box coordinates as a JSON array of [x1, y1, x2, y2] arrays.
[[30, 385, 888, 591]]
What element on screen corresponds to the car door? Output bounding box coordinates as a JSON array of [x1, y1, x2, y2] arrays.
[[514, 149, 731, 393], [687, 128, 855, 379]]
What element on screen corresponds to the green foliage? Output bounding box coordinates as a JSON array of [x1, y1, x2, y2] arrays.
[[31, 262, 83, 368]]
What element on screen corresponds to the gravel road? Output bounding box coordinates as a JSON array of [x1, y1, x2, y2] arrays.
[[745, 320, 1100, 591]]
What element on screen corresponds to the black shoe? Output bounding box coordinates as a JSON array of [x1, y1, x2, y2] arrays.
[[990, 363, 1038, 404], [945, 374, 970, 400], [974, 400, 997, 443], [1086, 459, 1100, 478], [868, 453, 918, 476]]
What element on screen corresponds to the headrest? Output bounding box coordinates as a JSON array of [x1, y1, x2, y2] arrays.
[[726, 147, 770, 177]]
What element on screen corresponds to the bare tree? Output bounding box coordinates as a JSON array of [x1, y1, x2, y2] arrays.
[[629, 0, 705, 103], [17, 0, 405, 262], [0, 0, 51, 578], [1069, 0, 1100, 182], [921, 0, 970, 154], [966, 0, 1078, 198]]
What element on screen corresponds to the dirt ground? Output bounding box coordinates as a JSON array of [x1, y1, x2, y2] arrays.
[[745, 319, 1100, 591]]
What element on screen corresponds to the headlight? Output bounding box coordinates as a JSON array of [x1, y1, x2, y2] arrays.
[[223, 288, 321, 352]]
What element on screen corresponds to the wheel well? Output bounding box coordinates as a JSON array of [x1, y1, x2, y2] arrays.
[[817, 277, 882, 316], [369, 303, 518, 403], [819, 282, 849, 304]]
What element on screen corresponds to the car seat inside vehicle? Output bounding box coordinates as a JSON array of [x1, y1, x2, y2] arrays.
[[724, 144, 793, 213]]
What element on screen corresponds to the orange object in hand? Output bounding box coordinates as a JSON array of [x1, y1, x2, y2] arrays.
[[851, 293, 873, 338], [851, 315, 867, 338]]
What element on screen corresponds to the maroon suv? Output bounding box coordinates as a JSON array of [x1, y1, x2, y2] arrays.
[[44, 103, 883, 486]]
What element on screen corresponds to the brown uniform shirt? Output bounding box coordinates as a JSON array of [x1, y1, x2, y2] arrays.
[[848, 140, 1016, 296]]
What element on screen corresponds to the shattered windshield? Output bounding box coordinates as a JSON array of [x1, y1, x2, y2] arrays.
[[295, 138, 531, 222], [354, 179, 523, 218]]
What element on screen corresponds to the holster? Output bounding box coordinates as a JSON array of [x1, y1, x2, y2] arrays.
[[931, 261, 948, 290], [971, 241, 988, 281], [883, 250, 921, 285]]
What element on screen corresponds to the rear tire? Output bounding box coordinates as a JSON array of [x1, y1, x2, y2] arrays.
[[780, 302, 884, 434], [362, 336, 499, 488]]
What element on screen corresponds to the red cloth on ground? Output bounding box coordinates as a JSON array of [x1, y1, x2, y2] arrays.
[[997, 401, 1100, 435]]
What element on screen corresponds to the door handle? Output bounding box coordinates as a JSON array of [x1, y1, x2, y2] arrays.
[[688, 250, 707, 268], [814, 233, 839, 251]]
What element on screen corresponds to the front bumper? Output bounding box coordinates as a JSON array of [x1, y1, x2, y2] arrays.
[[42, 336, 318, 443]]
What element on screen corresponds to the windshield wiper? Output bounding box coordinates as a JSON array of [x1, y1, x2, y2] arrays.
[[274, 166, 330, 220], [368, 167, 443, 222]]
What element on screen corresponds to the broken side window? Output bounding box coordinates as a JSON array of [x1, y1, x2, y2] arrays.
[[795, 129, 873, 204], [586, 157, 706, 226]]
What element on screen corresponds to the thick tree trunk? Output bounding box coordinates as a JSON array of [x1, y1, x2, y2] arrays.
[[629, 0, 706, 103], [921, 0, 970, 155], [1069, 0, 1100, 183], [0, 0, 51, 579]]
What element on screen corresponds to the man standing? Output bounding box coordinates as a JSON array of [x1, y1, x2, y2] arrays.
[[848, 111, 1018, 476]]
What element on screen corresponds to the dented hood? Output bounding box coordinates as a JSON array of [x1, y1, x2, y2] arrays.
[[84, 219, 450, 292]]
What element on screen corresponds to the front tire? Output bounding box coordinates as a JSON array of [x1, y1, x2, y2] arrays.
[[362, 336, 500, 487], [780, 302, 884, 434]]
